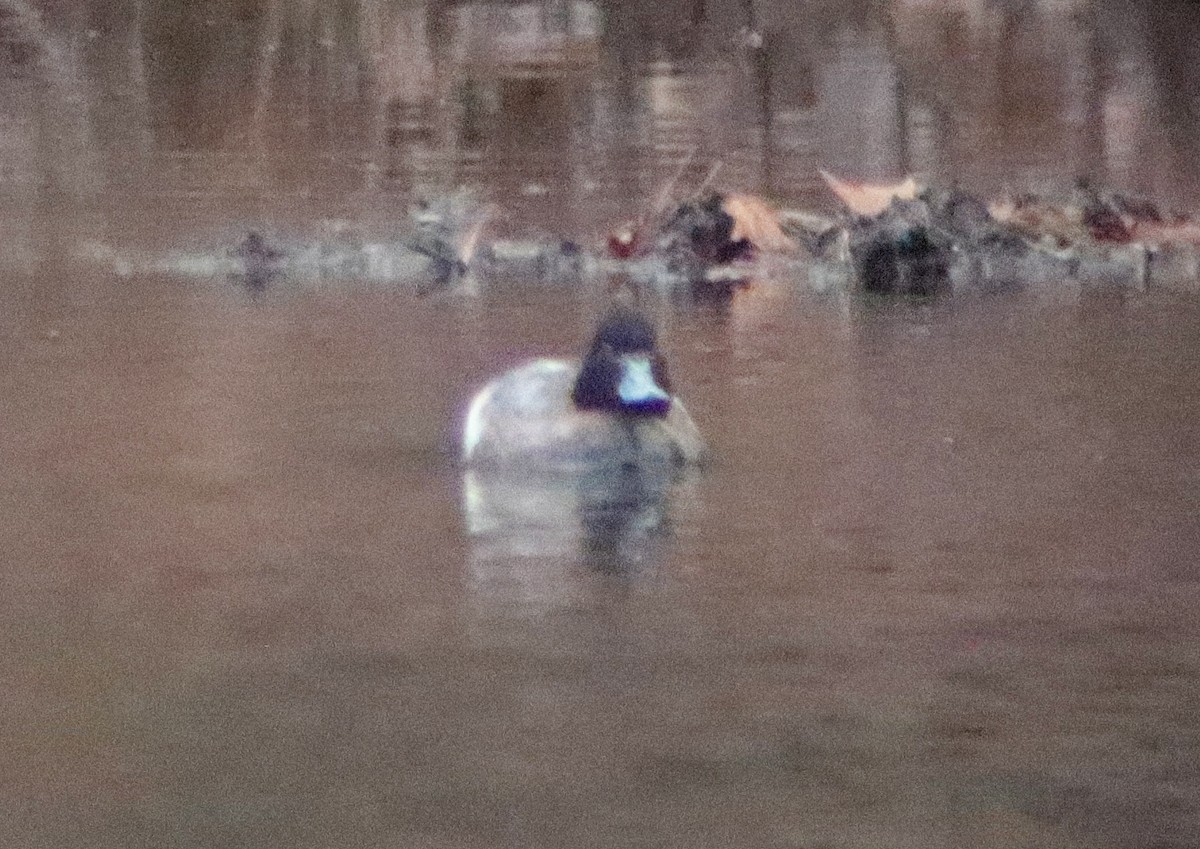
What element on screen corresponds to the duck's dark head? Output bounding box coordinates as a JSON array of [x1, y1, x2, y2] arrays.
[[571, 307, 673, 417]]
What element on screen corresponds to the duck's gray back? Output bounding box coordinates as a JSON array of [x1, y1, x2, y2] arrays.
[[462, 359, 705, 472]]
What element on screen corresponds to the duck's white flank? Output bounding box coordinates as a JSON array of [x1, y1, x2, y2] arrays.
[[462, 359, 575, 461], [461, 382, 496, 461]]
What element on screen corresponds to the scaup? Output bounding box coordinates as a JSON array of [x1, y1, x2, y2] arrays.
[[461, 306, 706, 471]]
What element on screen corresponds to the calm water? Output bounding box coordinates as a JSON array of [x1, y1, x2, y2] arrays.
[[2, 2, 1200, 848]]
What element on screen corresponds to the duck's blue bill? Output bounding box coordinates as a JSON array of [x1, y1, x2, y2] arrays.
[[617, 355, 671, 414]]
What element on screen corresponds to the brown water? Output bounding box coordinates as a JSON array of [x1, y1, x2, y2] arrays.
[[3, 2, 1200, 848]]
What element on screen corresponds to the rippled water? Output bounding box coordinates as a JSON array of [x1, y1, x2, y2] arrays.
[[2, 2, 1200, 848]]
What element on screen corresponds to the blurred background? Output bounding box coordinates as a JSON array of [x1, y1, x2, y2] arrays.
[[2, 0, 1199, 243]]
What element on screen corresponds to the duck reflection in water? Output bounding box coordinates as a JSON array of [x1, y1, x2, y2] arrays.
[[460, 300, 705, 601], [461, 463, 688, 593]]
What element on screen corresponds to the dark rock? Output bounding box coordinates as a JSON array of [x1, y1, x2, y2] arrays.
[[847, 200, 953, 296], [656, 193, 753, 277]]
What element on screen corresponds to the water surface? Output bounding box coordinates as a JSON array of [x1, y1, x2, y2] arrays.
[[2, 2, 1199, 848]]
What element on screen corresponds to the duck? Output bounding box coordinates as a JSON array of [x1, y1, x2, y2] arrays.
[[405, 192, 497, 292], [230, 230, 284, 291], [461, 305, 706, 472]]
